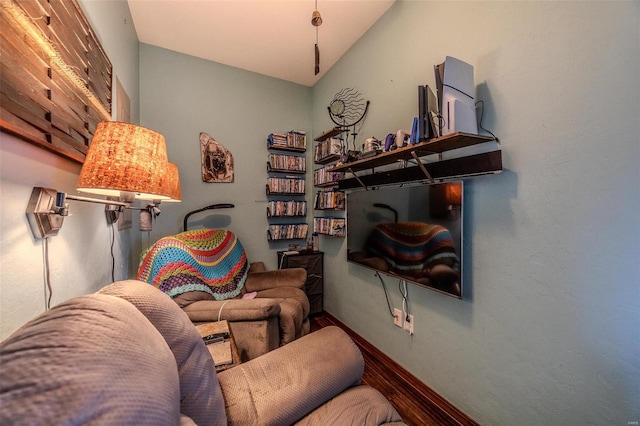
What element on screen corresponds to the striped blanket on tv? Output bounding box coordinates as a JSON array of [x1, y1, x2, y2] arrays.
[[137, 229, 248, 300], [366, 222, 459, 277]]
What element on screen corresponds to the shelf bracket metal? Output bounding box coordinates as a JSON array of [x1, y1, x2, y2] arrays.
[[348, 168, 369, 190], [410, 151, 434, 183]]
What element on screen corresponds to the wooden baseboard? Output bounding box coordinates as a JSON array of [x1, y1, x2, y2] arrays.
[[312, 312, 479, 426]]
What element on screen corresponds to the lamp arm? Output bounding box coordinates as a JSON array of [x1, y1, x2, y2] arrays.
[[65, 194, 129, 207], [183, 203, 235, 232], [26, 187, 138, 239]]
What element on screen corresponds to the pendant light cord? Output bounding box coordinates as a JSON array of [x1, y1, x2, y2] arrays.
[[315, 0, 319, 44], [313, 0, 320, 75]]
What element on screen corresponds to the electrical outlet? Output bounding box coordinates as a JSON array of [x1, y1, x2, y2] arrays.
[[393, 308, 402, 327], [403, 314, 414, 335]]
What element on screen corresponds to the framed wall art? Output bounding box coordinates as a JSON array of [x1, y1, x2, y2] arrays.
[[200, 132, 234, 183]]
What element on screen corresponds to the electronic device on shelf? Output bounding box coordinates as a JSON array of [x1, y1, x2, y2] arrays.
[[359, 149, 380, 159], [418, 85, 439, 140], [434, 56, 478, 136]]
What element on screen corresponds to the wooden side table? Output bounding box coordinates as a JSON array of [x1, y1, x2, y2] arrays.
[[195, 320, 241, 372]]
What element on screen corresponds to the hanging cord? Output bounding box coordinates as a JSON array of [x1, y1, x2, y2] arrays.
[[375, 272, 395, 317], [312, 0, 321, 75], [475, 100, 500, 143], [42, 238, 53, 310], [110, 221, 116, 283], [217, 300, 231, 322], [399, 279, 410, 320]]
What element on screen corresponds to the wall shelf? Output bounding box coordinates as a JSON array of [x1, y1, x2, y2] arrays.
[[266, 164, 306, 174], [314, 154, 341, 165], [314, 189, 345, 210], [267, 146, 305, 153], [331, 132, 495, 173], [313, 128, 347, 238], [338, 150, 502, 189], [313, 127, 343, 142], [266, 132, 308, 242], [315, 181, 341, 188], [267, 223, 309, 241]]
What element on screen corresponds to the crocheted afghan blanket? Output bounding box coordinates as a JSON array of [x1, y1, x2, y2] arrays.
[[137, 229, 248, 300], [366, 222, 459, 277]]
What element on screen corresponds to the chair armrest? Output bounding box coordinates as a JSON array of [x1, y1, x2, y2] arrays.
[[245, 268, 307, 292], [217, 326, 363, 425], [182, 298, 280, 322]]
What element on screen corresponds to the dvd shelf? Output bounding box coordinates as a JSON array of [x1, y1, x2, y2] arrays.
[[268, 223, 309, 241], [267, 153, 306, 173], [267, 200, 307, 217], [268, 131, 306, 151], [313, 128, 346, 239], [266, 131, 308, 241], [266, 177, 305, 195], [314, 190, 345, 210], [314, 137, 343, 164], [313, 165, 344, 187], [313, 217, 345, 238]]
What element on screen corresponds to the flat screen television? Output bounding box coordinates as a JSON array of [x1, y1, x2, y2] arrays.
[[346, 181, 463, 298]]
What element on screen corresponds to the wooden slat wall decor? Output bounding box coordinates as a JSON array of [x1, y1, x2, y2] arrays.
[[0, 0, 112, 163]]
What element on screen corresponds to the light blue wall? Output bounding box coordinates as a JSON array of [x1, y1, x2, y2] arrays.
[[0, 0, 139, 338], [137, 44, 312, 267], [313, 1, 639, 425], [1, 1, 638, 424]]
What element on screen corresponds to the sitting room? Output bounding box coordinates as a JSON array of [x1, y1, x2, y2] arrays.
[[1, 1, 638, 425]]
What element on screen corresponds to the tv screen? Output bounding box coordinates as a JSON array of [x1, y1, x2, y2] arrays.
[[346, 181, 463, 298]]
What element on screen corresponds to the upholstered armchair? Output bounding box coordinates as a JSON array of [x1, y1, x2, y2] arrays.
[[137, 229, 310, 360], [0, 280, 406, 425]]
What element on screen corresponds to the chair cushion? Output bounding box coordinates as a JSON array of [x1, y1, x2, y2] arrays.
[[99, 281, 227, 426], [173, 290, 215, 308], [137, 229, 248, 300], [0, 294, 181, 425]]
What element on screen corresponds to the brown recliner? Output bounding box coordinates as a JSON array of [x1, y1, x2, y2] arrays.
[[137, 229, 310, 361], [176, 261, 310, 361], [0, 280, 405, 425]]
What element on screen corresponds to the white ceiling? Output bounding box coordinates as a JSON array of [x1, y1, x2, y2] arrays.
[[127, 0, 396, 87]]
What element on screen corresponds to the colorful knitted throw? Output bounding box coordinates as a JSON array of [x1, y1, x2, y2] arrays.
[[366, 222, 459, 277], [137, 229, 248, 300]]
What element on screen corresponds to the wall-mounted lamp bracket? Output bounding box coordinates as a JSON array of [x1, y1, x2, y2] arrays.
[[25, 187, 134, 239], [25, 187, 66, 239]]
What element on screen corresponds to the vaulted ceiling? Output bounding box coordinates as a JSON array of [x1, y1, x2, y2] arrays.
[[127, 0, 396, 87]]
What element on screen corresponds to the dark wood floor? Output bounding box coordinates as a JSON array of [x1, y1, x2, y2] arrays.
[[310, 313, 479, 426]]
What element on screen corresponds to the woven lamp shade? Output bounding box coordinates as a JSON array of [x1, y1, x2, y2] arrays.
[[77, 121, 170, 200], [161, 162, 182, 203]]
